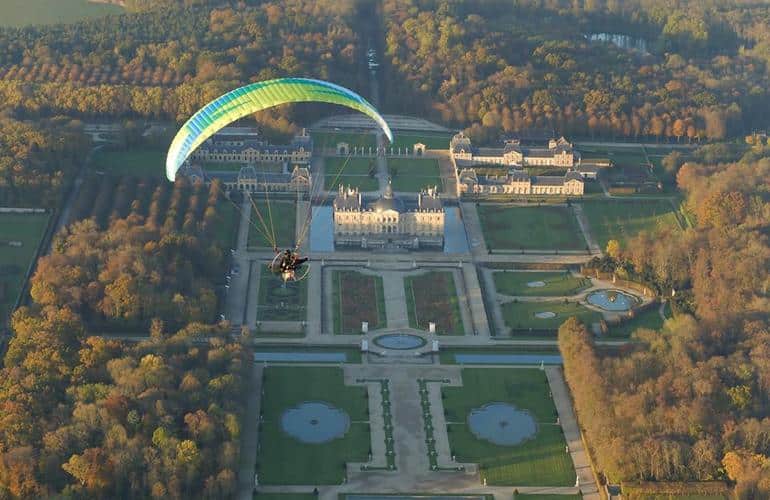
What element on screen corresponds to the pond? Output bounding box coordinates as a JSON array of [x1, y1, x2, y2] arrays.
[[454, 353, 562, 365], [586, 290, 638, 311], [253, 352, 347, 363], [587, 33, 649, 53], [281, 401, 350, 444], [468, 403, 537, 446], [373, 333, 426, 350]]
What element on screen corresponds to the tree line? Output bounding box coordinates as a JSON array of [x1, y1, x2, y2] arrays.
[[560, 144, 770, 497]]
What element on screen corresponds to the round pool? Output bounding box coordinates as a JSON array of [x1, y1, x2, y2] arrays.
[[586, 290, 638, 311], [281, 401, 350, 444], [468, 403, 537, 446], [373, 333, 426, 350]]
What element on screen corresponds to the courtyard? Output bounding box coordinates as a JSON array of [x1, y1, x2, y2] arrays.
[[324, 157, 379, 191], [387, 158, 443, 192]]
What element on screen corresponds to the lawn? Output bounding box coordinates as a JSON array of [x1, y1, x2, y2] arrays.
[[257, 367, 369, 485], [213, 200, 239, 251], [332, 270, 386, 334], [91, 148, 166, 177], [246, 199, 296, 249], [388, 158, 443, 192], [0, 213, 49, 323], [514, 495, 582, 500], [324, 157, 379, 191], [443, 368, 573, 486], [580, 199, 682, 249], [609, 306, 665, 338], [254, 494, 316, 500], [501, 301, 602, 333], [257, 270, 307, 321], [405, 271, 465, 335], [493, 271, 591, 297], [477, 205, 586, 250], [311, 131, 377, 149], [0, 0, 122, 27]]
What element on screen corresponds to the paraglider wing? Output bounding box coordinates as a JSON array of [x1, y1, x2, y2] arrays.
[[166, 77, 393, 181]]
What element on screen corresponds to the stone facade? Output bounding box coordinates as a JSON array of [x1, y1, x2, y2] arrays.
[[458, 169, 584, 196], [178, 163, 311, 193], [191, 127, 312, 165], [333, 181, 444, 249], [450, 132, 578, 168]]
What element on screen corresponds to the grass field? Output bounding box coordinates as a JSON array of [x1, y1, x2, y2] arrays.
[[609, 306, 665, 338], [213, 201, 239, 251], [477, 205, 586, 250], [501, 301, 602, 332], [405, 271, 465, 335], [257, 367, 369, 485], [311, 131, 377, 149], [253, 494, 316, 500], [388, 158, 443, 192], [324, 157, 379, 191], [493, 271, 591, 297], [246, 200, 296, 248], [0, 0, 122, 27], [332, 270, 386, 334], [443, 368, 573, 486], [580, 199, 682, 249], [0, 213, 49, 323], [91, 148, 166, 177], [257, 270, 307, 321]]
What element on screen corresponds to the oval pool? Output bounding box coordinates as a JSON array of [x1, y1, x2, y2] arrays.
[[373, 333, 426, 350], [281, 401, 350, 444], [586, 290, 638, 311]]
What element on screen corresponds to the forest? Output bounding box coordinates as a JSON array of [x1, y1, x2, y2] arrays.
[[560, 143, 770, 497]]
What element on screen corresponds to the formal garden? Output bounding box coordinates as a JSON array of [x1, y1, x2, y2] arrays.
[[477, 205, 586, 251], [501, 300, 602, 334], [493, 271, 591, 297], [91, 147, 166, 177], [0, 213, 49, 323], [256, 367, 370, 485], [405, 271, 465, 335], [443, 368, 574, 486], [257, 270, 307, 321], [332, 270, 386, 334], [311, 131, 377, 150]]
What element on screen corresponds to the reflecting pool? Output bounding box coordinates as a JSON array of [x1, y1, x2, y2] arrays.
[[586, 290, 638, 311], [281, 401, 350, 444], [468, 403, 537, 446], [373, 333, 426, 350]]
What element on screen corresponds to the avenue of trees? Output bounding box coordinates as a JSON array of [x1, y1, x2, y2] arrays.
[[381, 0, 770, 143], [560, 144, 770, 496]]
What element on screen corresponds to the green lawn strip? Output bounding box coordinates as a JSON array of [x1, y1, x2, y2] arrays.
[[252, 345, 362, 363], [388, 158, 442, 192], [91, 148, 166, 177], [257, 367, 369, 485], [443, 368, 573, 486], [213, 200, 238, 251], [247, 199, 296, 248], [608, 306, 665, 338], [257, 271, 306, 321], [580, 199, 682, 249], [0, 213, 50, 322], [333, 270, 387, 334], [477, 205, 586, 251], [501, 301, 601, 333], [0, 0, 122, 27], [493, 271, 591, 297], [324, 157, 379, 191], [404, 271, 465, 335], [312, 132, 377, 149], [253, 330, 305, 339]]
